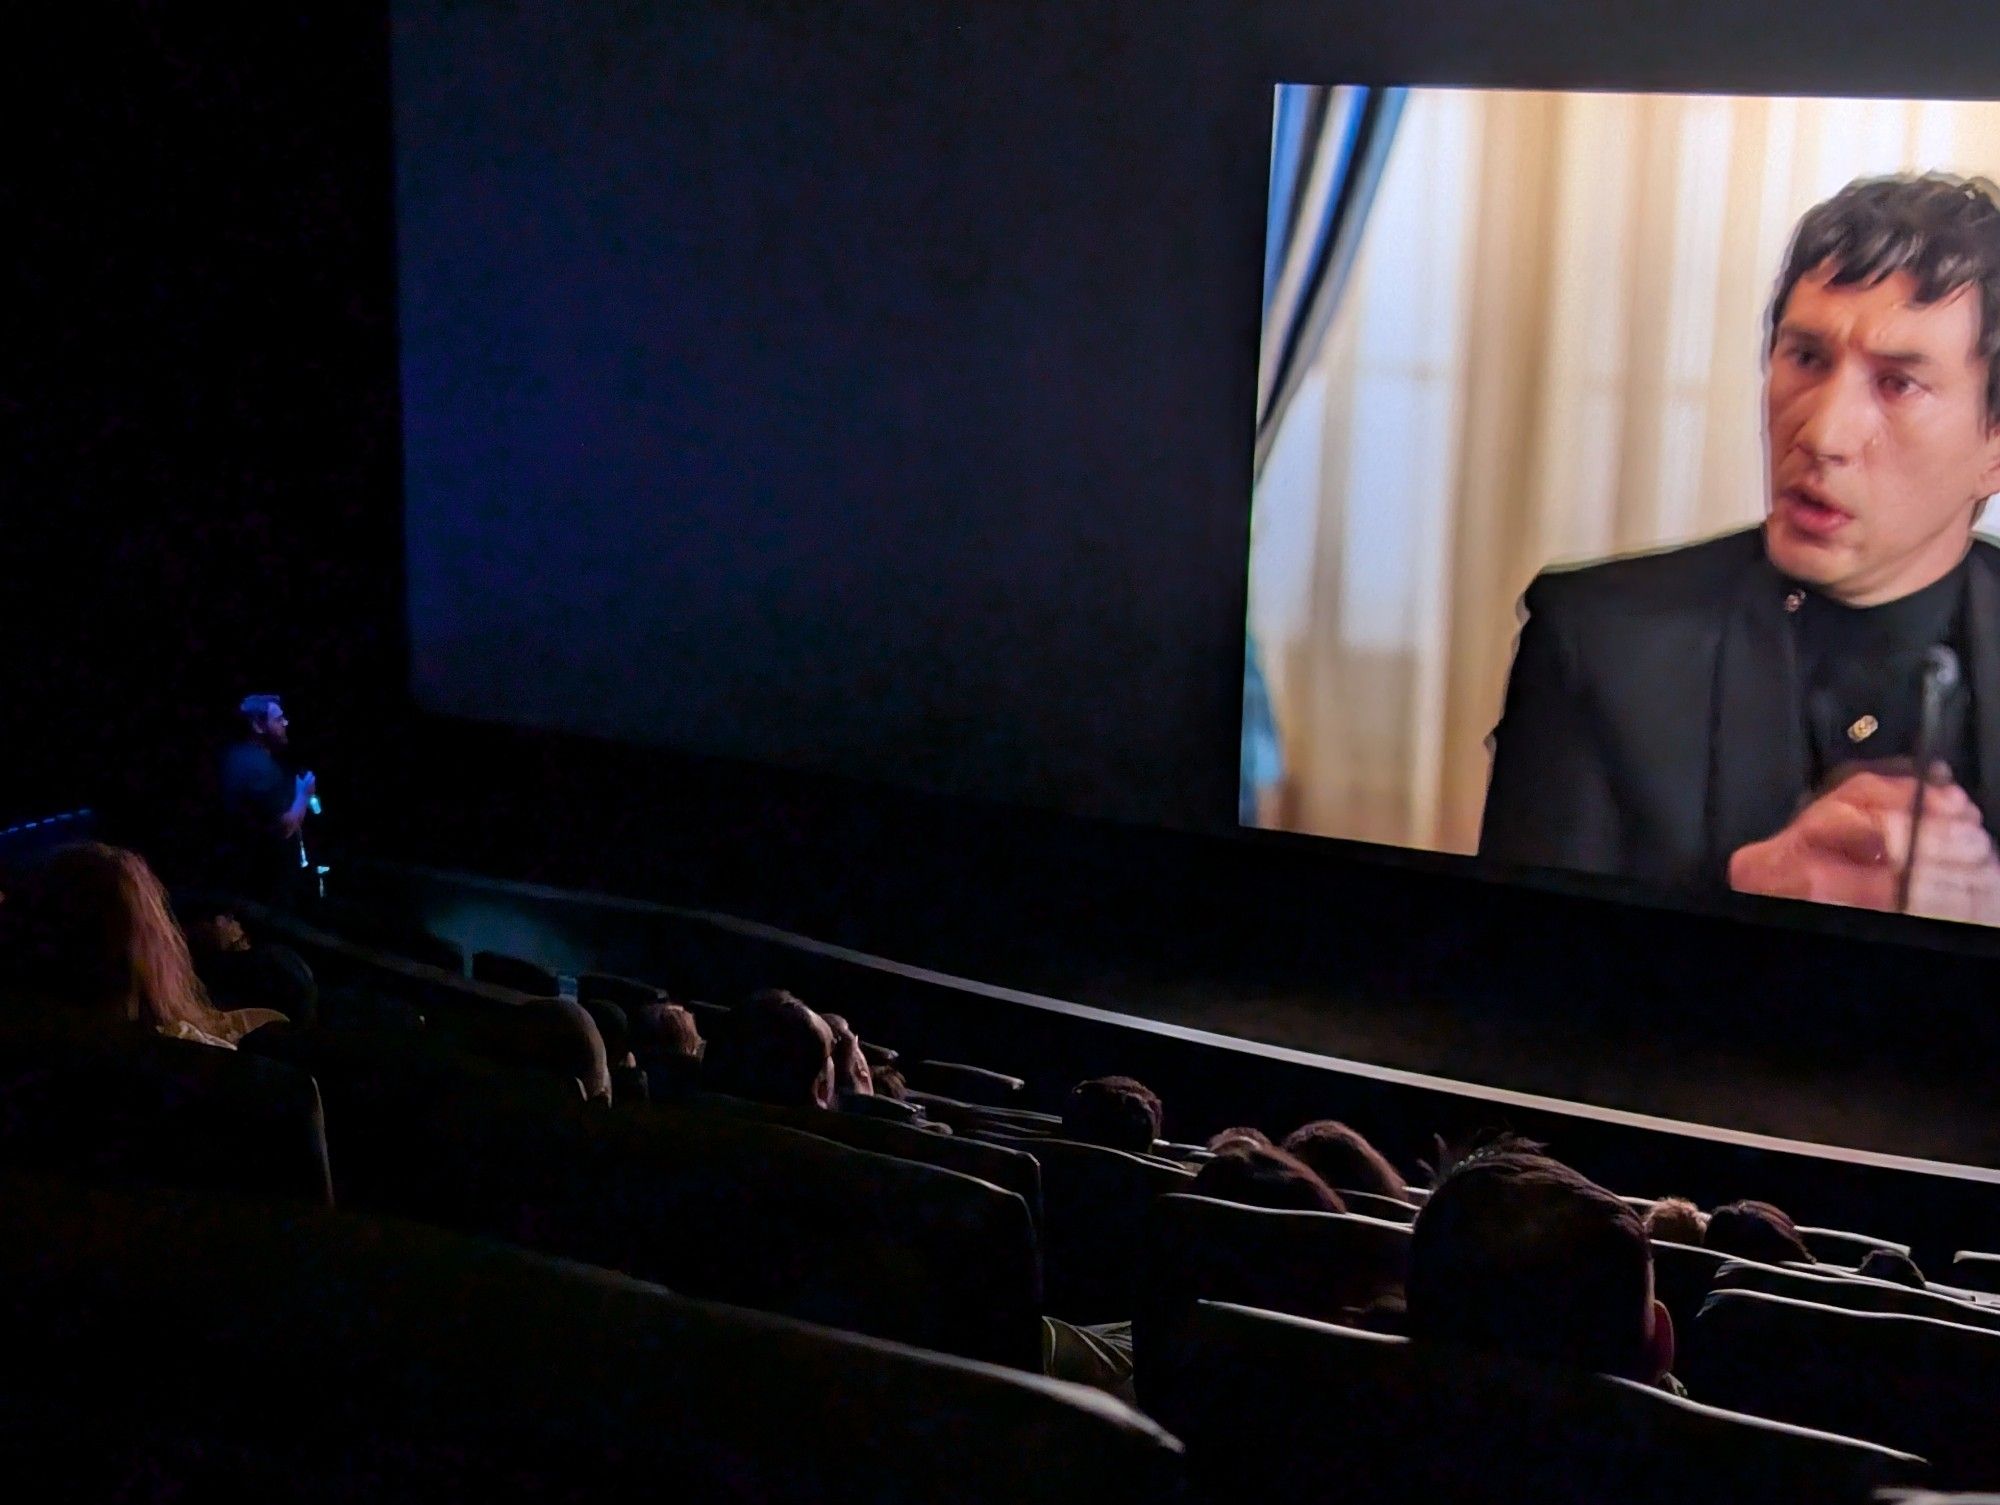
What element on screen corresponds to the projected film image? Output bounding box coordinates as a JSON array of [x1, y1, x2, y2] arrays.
[[1243, 85, 2000, 927]]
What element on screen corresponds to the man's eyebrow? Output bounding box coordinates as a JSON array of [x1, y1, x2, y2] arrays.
[[1775, 322, 1943, 367], [1864, 347, 1941, 368]]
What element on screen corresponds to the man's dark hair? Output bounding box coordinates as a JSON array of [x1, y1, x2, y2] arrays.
[[1282, 1119, 1408, 1202], [1856, 1248, 1927, 1288], [1062, 1075, 1163, 1155], [1706, 1199, 1815, 1266], [1407, 1137, 1657, 1380], [717, 989, 833, 1109], [1770, 173, 2000, 426], [239, 694, 282, 730], [1191, 1141, 1347, 1214]]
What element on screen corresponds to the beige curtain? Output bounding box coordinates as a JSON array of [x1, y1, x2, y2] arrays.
[[1248, 89, 2000, 854]]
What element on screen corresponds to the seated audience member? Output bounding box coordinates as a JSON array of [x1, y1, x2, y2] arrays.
[[1642, 1196, 1710, 1246], [1406, 1137, 1678, 1391], [716, 989, 836, 1109], [186, 913, 319, 1029], [872, 1060, 912, 1100], [482, 997, 612, 1104], [1282, 1119, 1409, 1202], [1857, 1247, 1928, 1288], [5, 844, 288, 1050], [1206, 1126, 1271, 1152], [820, 1012, 940, 1128], [1705, 1199, 1815, 1266], [822, 1012, 873, 1097], [629, 1001, 705, 1100], [1190, 1141, 1348, 1214], [1062, 1075, 1163, 1156]]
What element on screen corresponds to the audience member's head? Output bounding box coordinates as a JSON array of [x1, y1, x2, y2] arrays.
[[186, 913, 252, 957], [1191, 1141, 1348, 1214], [1407, 1137, 1673, 1385], [1206, 1126, 1271, 1153], [1706, 1199, 1815, 1266], [1283, 1120, 1409, 1202], [630, 1002, 704, 1062], [8, 843, 229, 1036], [1062, 1075, 1163, 1155], [1857, 1248, 1927, 1288], [872, 1061, 910, 1100], [508, 997, 613, 1104], [821, 1012, 874, 1098], [1642, 1196, 1711, 1247], [722, 989, 836, 1109]]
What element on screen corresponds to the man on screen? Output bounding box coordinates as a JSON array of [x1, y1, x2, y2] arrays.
[[1481, 173, 2000, 925]]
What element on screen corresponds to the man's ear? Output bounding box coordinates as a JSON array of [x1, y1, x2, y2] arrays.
[[1644, 1298, 1677, 1386], [1976, 416, 2000, 506]]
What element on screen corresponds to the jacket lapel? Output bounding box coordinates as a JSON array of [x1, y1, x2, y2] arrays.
[[1705, 539, 1807, 877], [1962, 543, 2000, 837]]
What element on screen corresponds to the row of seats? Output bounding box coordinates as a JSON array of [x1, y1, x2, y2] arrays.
[[0, 1170, 1180, 1505], [64, 895, 2000, 1496]]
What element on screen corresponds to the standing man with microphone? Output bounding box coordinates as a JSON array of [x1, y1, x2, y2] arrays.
[[219, 693, 318, 907]]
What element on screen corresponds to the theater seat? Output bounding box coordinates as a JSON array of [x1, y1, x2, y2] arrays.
[[1689, 1288, 2000, 1486], [685, 1090, 1044, 1224], [1170, 1299, 1922, 1505], [1651, 1238, 1735, 1341], [1951, 1250, 2000, 1294], [1135, 1193, 1410, 1417], [1713, 1258, 2000, 1333], [293, 1057, 1044, 1368], [0, 1171, 1183, 1505], [1334, 1187, 1418, 1222], [905, 1090, 1063, 1136], [977, 1131, 1195, 1322], [469, 949, 562, 997], [1799, 1225, 1913, 1263], [241, 1022, 590, 1204], [908, 1059, 1027, 1105], [0, 1013, 332, 1206], [576, 970, 667, 1010]]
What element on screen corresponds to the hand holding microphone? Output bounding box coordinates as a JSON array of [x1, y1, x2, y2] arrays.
[[1728, 650, 2000, 923]]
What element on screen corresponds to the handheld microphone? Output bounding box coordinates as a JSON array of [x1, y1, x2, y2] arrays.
[[1896, 645, 1961, 913]]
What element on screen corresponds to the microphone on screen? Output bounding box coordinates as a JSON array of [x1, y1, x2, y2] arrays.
[[1895, 645, 1961, 914]]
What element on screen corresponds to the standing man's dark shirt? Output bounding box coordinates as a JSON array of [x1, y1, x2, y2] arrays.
[[220, 738, 298, 903]]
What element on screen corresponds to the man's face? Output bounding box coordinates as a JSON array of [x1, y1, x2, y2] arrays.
[[1765, 264, 2000, 605], [260, 704, 289, 748]]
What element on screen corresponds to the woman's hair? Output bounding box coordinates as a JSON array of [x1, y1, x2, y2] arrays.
[[1191, 1141, 1348, 1214], [13, 843, 227, 1034], [1283, 1120, 1409, 1201]]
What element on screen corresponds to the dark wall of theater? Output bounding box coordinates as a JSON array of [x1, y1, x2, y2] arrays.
[[3, 9, 404, 843]]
